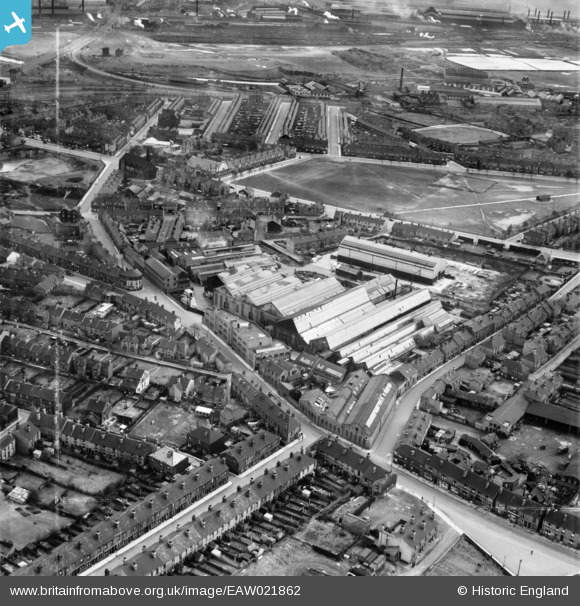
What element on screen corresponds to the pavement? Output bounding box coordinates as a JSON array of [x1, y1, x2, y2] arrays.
[[83, 425, 321, 577], [394, 471, 580, 577]]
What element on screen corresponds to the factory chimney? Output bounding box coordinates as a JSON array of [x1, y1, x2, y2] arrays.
[[399, 68, 404, 92]]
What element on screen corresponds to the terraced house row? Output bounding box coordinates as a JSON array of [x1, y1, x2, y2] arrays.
[[113, 452, 316, 577], [0, 231, 142, 291], [391, 283, 558, 394], [13, 458, 229, 576], [393, 443, 580, 550]]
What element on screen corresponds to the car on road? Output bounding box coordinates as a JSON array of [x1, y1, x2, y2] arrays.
[[536, 194, 551, 202]]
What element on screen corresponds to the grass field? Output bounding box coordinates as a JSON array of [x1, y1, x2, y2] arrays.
[[25, 456, 125, 495], [0, 493, 70, 550], [414, 125, 507, 145], [236, 158, 580, 236]]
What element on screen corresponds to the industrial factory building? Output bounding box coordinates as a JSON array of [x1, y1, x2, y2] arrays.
[[299, 371, 398, 449], [272, 274, 406, 352], [337, 236, 447, 284], [422, 7, 527, 29], [213, 262, 345, 325]]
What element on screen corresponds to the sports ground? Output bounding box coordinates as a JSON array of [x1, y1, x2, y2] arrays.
[[236, 158, 580, 236]]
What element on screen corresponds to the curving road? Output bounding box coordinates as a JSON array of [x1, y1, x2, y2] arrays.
[[394, 471, 580, 576]]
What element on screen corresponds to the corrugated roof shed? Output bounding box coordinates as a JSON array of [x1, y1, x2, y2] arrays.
[[271, 277, 345, 318]]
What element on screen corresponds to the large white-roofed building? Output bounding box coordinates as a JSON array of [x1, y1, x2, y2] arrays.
[[273, 280, 442, 354], [213, 262, 345, 325], [338, 236, 447, 284]]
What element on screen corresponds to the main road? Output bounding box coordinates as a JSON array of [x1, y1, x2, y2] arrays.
[[83, 423, 323, 577], [25, 100, 166, 263], [394, 471, 579, 576]]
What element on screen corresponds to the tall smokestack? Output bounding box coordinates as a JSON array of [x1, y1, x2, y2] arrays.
[[399, 68, 404, 92], [549, 11, 553, 24]]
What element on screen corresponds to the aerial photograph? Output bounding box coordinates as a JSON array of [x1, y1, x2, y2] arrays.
[[0, 0, 578, 583]]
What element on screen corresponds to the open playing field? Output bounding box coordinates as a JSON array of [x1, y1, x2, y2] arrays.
[[236, 158, 580, 236], [414, 125, 508, 145]]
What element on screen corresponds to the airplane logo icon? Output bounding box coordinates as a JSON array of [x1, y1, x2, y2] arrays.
[[4, 12, 26, 34]]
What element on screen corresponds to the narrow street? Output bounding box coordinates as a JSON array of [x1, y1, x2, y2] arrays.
[[265, 100, 292, 145], [203, 99, 234, 141]]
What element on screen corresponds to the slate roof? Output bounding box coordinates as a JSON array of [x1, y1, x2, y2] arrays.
[[315, 437, 389, 483]]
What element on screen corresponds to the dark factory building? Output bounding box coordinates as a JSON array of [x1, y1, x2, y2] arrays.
[[422, 7, 528, 29]]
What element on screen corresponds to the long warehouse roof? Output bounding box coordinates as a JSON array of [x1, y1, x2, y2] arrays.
[[339, 236, 445, 270], [294, 286, 371, 340], [271, 277, 345, 318], [324, 289, 432, 351]]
